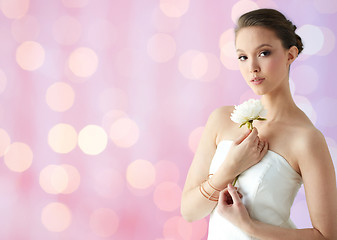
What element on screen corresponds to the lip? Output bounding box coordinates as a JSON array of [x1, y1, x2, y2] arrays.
[[250, 77, 265, 85]]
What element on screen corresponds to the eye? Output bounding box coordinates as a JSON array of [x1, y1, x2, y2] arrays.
[[238, 55, 247, 61], [259, 50, 271, 57]]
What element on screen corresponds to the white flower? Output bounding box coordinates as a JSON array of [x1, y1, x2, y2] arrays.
[[230, 99, 267, 130]]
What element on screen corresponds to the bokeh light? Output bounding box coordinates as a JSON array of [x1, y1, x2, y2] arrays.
[[147, 33, 176, 63], [317, 27, 335, 56], [0, 0, 29, 19], [231, 0, 259, 23], [0, 128, 10, 157], [297, 25, 324, 55], [4, 142, 33, 172], [90, 208, 119, 237], [159, 0, 190, 18], [11, 15, 40, 43], [188, 126, 204, 153], [39, 165, 69, 194], [39, 164, 80, 195], [178, 50, 208, 80], [126, 159, 156, 189], [46, 82, 75, 112], [68, 47, 99, 78], [152, 7, 181, 33], [294, 95, 317, 124], [48, 123, 78, 154], [41, 202, 72, 232], [78, 125, 108, 155], [153, 181, 182, 211], [109, 117, 139, 148], [52, 15, 82, 45], [16, 41, 45, 71], [219, 29, 238, 70]]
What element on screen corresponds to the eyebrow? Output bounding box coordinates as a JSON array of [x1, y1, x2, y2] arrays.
[[236, 44, 273, 53]]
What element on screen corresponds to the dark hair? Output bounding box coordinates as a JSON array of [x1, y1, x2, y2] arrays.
[[235, 9, 304, 55]]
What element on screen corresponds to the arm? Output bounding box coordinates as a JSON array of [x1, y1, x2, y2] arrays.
[[217, 130, 337, 239], [181, 107, 268, 222]]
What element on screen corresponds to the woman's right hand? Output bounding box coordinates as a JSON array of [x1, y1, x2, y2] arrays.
[[225, 127, 269, 178]]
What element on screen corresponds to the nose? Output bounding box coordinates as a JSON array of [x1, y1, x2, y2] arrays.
[[249, 60, 260, 73]]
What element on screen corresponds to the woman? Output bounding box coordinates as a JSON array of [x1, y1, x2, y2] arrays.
[[181, 8, 337, 239]]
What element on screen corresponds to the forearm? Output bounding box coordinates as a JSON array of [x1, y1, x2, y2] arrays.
[[247, 220, 327, 240], [181, 172, 234, 222]]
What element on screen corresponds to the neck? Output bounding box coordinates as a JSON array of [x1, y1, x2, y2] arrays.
[[260, 82, 297, 122]]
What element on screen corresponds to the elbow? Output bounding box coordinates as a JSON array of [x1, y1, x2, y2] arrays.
[[180, 205, 195, 222]]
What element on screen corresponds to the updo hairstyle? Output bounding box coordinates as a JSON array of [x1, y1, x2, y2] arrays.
[[235, 9, 304, 55]]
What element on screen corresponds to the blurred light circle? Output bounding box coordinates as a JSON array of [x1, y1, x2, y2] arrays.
[[109, 117, 139, 148], [147, 33, 176, 63], [315, 97, 337, 127], [41, 202, 72, 232], [78, 125, 108, 155], [231, 0, 259, 23], [292, 65, 318, 95], [152, 7, 181, 33], [101, 110, 127, 133], [48, 123, 77, 154], [0, 69, 7, 94], [4, 142, 33, 172], [297, 25, 324, 55], [153, 181, 181, 211], [220, 41, 238, 70], [46, 82, 75, 112], [53, 15, 82, 45], [0, 0, 29, 19], [61, 164, 81, 194], [256, 0, 279, 8], [127, 159, 156, 189], [11, 15, 40, 43], [0, 128, 10, 157], [317, 27, 335, 56], [86, 19, 117, 50], [16, 41, 45, 71], [62, 0, 89, 8], [178, 50, 208, 80], [155, 160, 180, 184], [313, 0, 337, 14], [39, 165, 68, 194], [159, 0, 190, 18], [90, 208, 119, 237], [188, 126, 204, 153], [68, 47, 98, 78]]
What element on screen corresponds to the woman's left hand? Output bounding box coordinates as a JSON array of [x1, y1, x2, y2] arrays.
[[217, 183, 252, 231]]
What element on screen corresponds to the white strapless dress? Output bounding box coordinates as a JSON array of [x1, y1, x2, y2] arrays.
[[208, 140, 302, 240]]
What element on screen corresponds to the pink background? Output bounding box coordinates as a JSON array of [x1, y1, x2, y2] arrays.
[[0, 0, 337, 239]]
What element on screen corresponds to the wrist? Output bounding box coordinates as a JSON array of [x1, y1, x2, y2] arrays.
[[244, 218, 257, 236]]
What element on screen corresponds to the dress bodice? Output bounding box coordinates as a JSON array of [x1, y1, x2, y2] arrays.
[[208, 140, 302, 240]]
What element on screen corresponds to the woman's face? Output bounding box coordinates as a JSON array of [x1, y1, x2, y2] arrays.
[[235, 26, 292, 95]]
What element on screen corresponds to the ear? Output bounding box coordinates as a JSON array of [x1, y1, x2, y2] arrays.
[[287, 46, 298, 65]]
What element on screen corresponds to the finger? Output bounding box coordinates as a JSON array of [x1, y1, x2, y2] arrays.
[[234, 128, 252, 145], [218, 189, 227, 205], [244, 127, 258, 142], [227, 183, 242, 204], [260, 141, 269, 155]]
